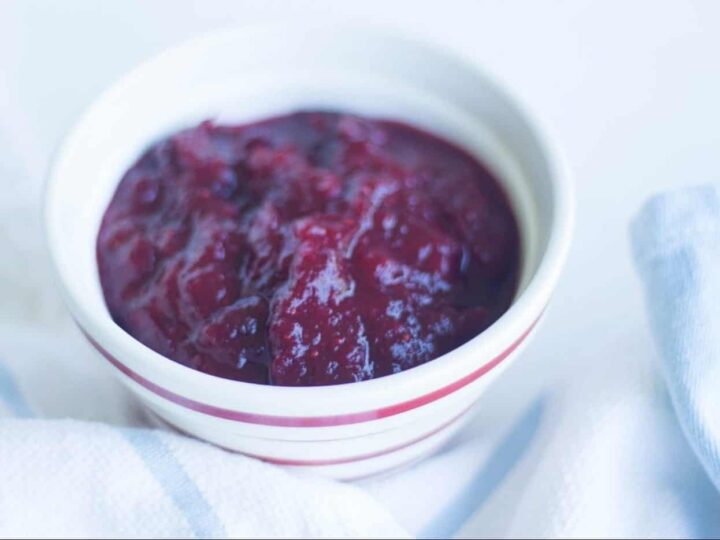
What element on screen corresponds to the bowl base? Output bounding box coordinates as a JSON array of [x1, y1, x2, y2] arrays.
[[145, 405, 470, 480]]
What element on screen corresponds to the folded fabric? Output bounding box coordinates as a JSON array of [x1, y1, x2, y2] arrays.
[[493, 185, 720, 538], [0, 419, 412, 539], [0, 326, 409, 539], [631, 184, 720, 494]]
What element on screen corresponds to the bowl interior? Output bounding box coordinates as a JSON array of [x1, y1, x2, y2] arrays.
[[45, 25, 559, 412]]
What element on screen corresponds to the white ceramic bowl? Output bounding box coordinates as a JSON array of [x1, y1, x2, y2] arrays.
[[44, 24, 573, 480]]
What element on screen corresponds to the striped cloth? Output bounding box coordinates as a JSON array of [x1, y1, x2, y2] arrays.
[[0, 326, 408, 538]]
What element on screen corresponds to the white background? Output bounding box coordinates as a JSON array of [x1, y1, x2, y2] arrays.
[[1, 0, 719, 535]]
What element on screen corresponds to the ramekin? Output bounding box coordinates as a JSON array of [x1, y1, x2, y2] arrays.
[[44, 23, 573, 479]]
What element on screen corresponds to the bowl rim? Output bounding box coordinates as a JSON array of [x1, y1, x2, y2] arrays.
[[44, 22, 574, 415]]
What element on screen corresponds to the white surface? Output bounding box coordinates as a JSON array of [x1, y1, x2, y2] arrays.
[[2, 0, 720, 536]]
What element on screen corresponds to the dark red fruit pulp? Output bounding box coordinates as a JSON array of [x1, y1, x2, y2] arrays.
[[97, 111, 520, 386]]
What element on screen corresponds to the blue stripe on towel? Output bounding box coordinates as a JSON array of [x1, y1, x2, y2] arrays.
[[420, 396, 546, 539], [120, 428, 226, 539], [0, 360, 33, 418]]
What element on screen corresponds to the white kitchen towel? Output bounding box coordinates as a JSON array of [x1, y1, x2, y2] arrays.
[[0, 329, 408, 539], [484, 186, 720, 539], [0, 420, 409, 539], [632, 184, 720, 493]]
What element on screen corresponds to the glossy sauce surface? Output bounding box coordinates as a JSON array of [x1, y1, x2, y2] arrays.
[[97, 112, 520, 386]]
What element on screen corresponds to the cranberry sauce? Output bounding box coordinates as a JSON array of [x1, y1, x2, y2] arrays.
[[97, 112, 520, 386]]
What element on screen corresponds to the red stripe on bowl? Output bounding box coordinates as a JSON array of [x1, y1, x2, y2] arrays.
[[82, 315, 538, 427], [243, 402, 473, 466]]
